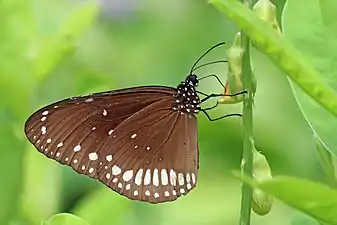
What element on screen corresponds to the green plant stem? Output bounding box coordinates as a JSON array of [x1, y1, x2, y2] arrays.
[[239, 1, 254, 225]]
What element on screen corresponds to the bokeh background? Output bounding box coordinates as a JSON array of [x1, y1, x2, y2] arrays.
[[0, 0, 328, 225]]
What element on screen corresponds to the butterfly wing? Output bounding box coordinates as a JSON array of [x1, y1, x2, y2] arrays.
[[24, 86, 176, 180], [95, 98, 199, 203]]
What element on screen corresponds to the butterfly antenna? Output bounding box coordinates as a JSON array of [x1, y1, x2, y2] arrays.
[[190, 42, 226, 74], [191, 60, 228, 73]]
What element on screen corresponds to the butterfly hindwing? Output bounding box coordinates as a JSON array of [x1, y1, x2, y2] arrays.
[[95, 99, 199, 203]]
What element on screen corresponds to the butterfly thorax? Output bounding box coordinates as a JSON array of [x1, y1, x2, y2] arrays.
[[172, 80, 201, 114]]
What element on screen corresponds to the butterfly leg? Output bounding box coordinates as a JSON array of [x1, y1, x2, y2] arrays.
[[201, 101, 219, 111], [196, 91, 209, 97], [201, 109, 242, 122], [199, 91, 247, 103], [197, 90, 246, 98]]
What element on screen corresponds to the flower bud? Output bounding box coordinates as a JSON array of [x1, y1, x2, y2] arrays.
[[253, 0, 281, 35], [218, 32, 244, 104], [251, 145, 273, 215]]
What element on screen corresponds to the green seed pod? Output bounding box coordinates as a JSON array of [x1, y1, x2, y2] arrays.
[[253, 0, 281, 35], [251, 145, 273, 216], [219, 32, 244, 104]]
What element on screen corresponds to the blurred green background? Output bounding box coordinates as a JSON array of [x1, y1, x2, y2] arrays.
[[0, 0, 328, 225]]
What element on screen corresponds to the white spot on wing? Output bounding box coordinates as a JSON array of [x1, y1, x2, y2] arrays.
[[153, 169, 159, 186], [134, 190, 139, 196], [46, 138, 51, 143], [81, 165, 86, 170], [164, 191, 169, 197], [85, 98, 94, 103], [146, 146, 150, 151], [161, 169, 168, 185], [131, 133, 137, 139], [106, 173, 111, 179], [88, 152, 98, 161], [106, 155, 112, 162], [108, 130, 114, 135], [41, 116, 46, 122], [89, 168, 94, 173], [145, 190, 150, 196], [135, 169, 143, 186], [41, 126, 46, 135], [170, 169, 177, 186], [73, 159, 78, 164], [112, 165, 122, 175], [144, 169, 151, 185], [178, 173, 185, 185], [187, 183, 192, 190], [42, 111, 49, 116], [125, 184, 131, 190], [103, 109, 108, 116], [57, 142, 63, 148], [122, 170, 133, 182], [180, 188, 185, 194], [192, 173, 196, 184], [74, 145, 81, 152], [154, 192, 159, 198], [186, 173, 191, 183], [118, 183, 122, 188]]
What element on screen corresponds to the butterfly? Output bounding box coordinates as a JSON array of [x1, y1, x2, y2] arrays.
[[24, 42, 245, 203]]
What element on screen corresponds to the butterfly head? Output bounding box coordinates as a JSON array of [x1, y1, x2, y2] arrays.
[[185, 74, 199, 87]]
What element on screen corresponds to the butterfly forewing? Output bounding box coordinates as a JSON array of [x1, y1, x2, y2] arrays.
[[95, 98, 198, 203], [24, 86, 175, 177]]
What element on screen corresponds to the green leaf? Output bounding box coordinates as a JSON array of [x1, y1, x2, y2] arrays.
[[73, 188, 130, 225], [43, 213, 90, 225], [314, 134, 337, 188], [0, 1, 35, 120], [0, 110, 25, 225], [236, 172, 337, 225], [210, 0, 337, 119], [20, 148, 61, 225], [282, 0, 337, 155], [32, 0, 99, 81], [319, 0, 337, 31], [291, 212, 321, 225]]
